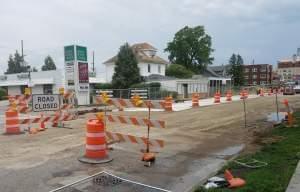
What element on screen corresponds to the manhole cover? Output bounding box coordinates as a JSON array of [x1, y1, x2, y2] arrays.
[[50, 171, 171, 192]]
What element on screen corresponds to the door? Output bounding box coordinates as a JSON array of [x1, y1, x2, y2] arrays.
[[183, 84, 188, 98]]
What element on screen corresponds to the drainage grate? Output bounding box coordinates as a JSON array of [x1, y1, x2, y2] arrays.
[[50, 171, 171, 192]]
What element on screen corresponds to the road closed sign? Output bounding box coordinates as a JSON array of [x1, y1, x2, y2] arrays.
[[32, 94, 60, 112]]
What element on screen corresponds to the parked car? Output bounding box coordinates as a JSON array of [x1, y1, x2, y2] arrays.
[[283, 86, 296, 95], [294, 85, 300, 94]]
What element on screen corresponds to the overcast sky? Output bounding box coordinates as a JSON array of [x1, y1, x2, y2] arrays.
[[0, 0, 300, 74]]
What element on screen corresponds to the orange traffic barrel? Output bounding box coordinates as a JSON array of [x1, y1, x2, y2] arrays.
[[214, 91, 221, 103], [226, 90, 232, 102], [78, 119, 112, 164], [192, 93, 199, 107], [164, 97, 173, 111], [5, 110, 23, 135]]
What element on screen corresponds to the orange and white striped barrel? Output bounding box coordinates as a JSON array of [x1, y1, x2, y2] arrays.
[[164, 97, 173, 111], [260, 88, 264, 96], [5, 110, 22, 134], [214, 91, 221, 103], [79, 119, 112, 164], [226, 90, 232, 102], [192, 93, 199, 107]]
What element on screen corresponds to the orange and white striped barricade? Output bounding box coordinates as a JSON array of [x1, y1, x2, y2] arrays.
[[268, 89, 273, 96], [105, 131, 164, 148], [105, 115, 165, 128], [164, 96, 173, 112], [260, 88, 264, 97], [240, 90, 247, 100], [192, 93, 199, 107], [4, 109, 23, 135], [214, 91, 221, 103], [79, 119, 113, 164], [96, 97, 165, 110], [226, 90, 232, 102]]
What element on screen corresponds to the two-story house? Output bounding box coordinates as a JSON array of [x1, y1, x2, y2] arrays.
[[103, 42, 169, 82]]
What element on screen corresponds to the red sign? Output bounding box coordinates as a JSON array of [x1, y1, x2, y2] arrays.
[[78, 62, 89, 83]]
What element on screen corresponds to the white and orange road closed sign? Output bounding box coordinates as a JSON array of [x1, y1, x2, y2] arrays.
[[32, 94, 60, 112]]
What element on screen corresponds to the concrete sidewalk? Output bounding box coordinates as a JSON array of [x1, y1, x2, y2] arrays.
[[286, 161, 300, 192]]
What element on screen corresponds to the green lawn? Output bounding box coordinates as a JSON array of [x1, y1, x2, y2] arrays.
[[196, 112, 300, 192]]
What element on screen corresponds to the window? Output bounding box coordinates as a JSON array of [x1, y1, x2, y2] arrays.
[[244, 75, 248, 79], [261, 67, 267, 72], [253, 74, 257, 79], [43, 84, 53, 94], [260, 74, 266, 78], [244, 68, 249, 72], [148, 64, 151, 73], [253, 81, 257, 85], [158, 65, 161, 73], [252, 68, 257, 72]]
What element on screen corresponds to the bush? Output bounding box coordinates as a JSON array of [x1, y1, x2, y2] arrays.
[[166, 64, 194, 79], [94, 83, 113, 89], [130, 82, 161, 88], [0, 88, 7, 100]]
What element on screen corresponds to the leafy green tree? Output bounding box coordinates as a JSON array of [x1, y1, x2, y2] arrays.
[[165, 26, 214, 73], [229, 54, 244, 86], [42, 56, 56, 71], [166, 64, 194, 79], [5, 51, 27, 74], [112, 43, 141, 88]]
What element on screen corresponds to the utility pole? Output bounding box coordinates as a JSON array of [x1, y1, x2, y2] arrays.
[[92, 51, 95, 72], [21, 40, 24, 59]]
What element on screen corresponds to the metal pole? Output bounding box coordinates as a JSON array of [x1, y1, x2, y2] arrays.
[[243, 98, 247, 129], [146, 103, 150, 153], [276, 89, 279, 121]]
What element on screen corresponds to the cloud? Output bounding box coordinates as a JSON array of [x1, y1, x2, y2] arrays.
[[0, 0, 299, 74]]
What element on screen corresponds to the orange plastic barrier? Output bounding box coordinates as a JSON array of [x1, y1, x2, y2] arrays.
[[226, 90, 232, 102], [260, 88, 264, 96], [79, 119, 112, 164], [164, 96, 173, 112], [214, 91, 221, 103], [5, 110, 22, 134], [192, 93, 199, 107], [225, 169, 246, 188]]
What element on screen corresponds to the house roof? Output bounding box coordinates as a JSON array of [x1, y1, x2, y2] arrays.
[[208, 65, 231, 77], [103, 42, 169, 65]]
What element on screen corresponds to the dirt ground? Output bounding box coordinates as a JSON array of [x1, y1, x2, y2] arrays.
[[0, 95, 299, 192]]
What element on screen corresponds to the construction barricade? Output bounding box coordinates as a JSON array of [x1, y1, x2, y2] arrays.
[[192, 93, 199, 107], [226, 90, 232, 102], [214, 91, 221, 103]]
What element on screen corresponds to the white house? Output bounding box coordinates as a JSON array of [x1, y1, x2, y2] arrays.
[[103, 42, 169, 82]]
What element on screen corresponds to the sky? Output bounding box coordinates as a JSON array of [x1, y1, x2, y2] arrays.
[[0, 0, 300, 74]]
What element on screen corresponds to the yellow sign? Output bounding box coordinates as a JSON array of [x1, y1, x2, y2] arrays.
[[59, 88, 65, 95], [24, 88, 31, 95]]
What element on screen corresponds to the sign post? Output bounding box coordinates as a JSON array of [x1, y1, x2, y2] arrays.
[[64, 45, 90, 105]]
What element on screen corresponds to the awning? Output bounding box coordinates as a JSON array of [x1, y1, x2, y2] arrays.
[[0, 78, 54, 87]]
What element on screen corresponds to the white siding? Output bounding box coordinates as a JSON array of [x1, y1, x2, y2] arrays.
[[31, 85, 44, 94], [8, 86, 21, 95]]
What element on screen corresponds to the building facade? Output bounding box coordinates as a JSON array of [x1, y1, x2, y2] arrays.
[[243, 64, 273, 85], [103, 42, 169, 82], [277, 58, 300, 82], [0, 70, 64, 96]]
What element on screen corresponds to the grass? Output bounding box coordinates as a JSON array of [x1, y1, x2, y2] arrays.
[[195, 112, 300, 192]]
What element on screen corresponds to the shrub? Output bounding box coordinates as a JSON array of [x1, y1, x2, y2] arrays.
[[166, 64, 194, 79], [94, 83, 113, 89], [0, 88, 7, 100]]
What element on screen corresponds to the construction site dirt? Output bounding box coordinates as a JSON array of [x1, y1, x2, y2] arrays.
[[0, 95, 299, 192]]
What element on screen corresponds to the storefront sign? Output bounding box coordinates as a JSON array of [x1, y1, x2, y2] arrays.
[[32, 94, 60, 112], [76, 46, 87, 61], [78, 62, 89, 83], [64, 46, 75, 62]]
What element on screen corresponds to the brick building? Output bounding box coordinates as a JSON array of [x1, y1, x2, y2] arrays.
[[243, 64, 273, 85], [277, 50, 300, 82]]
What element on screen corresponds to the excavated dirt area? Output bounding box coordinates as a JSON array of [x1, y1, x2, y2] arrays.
[[0, 95, 299, 192]]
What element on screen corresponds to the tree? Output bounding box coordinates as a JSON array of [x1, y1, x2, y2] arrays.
[[42, 56, 56, 71], [166, 64, 194, 79], [165, 26, 214, 74], [5, 51, 27, 74], [112, 43, 141, 88], [229, 54, 244, 86]]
